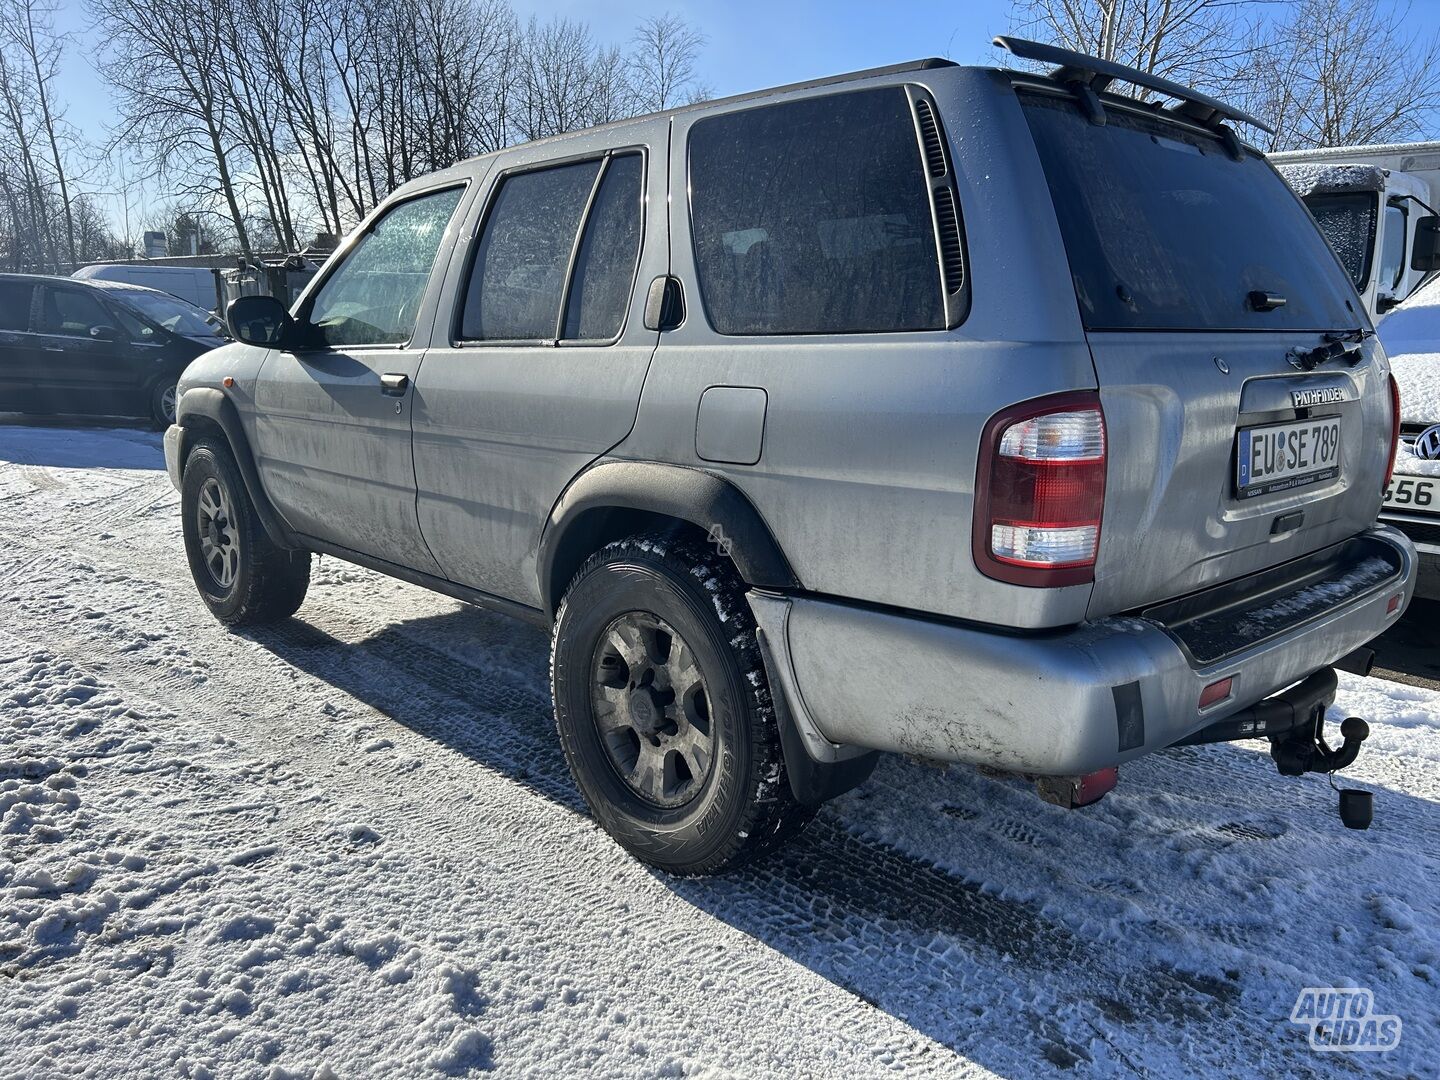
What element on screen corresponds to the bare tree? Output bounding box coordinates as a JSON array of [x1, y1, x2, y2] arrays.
[[0, 38, 57, 269], [2, 0, 76, 265], [92, 0, 256, 259], [516, 16, 630, 141], [83, 0, 710, 254], [629, 12, 709, 112], [1237, 0, 1440, 150]]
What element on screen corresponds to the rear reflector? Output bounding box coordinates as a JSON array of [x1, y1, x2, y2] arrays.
[[975, 393, 1107, 587], [1388, 593, 1403, 615], [1199, 676, 1233, 709]]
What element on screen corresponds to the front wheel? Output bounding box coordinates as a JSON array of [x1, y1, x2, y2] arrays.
[[181, 439, 310, 625], [551, 536, 816, 875]]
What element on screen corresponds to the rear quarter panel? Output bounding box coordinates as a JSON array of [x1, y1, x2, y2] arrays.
[[618, 67, 1098, 628]]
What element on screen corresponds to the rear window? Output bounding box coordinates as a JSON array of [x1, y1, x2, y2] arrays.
[[1021, 91, 1361, 332], [688, 87, 944, 336], [0, 282, 33, 331]]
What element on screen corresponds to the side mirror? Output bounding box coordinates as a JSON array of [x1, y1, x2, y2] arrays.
[[1412, 214, 1440, 272], [89, 324, 122, 343], [227, 295, 294, 347], [1377, 294, 1402, 315]]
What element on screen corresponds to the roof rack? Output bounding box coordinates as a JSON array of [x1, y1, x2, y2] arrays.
[[993, 36, 1273, 135]]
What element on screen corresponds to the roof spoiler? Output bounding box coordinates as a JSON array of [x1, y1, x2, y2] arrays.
[[994, 36, 1273, 136]]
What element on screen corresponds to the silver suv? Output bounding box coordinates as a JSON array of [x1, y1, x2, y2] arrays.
[[167, 39, 1416, 873]]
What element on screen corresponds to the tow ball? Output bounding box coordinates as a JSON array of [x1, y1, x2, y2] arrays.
[[1269, 713, 1374, 830]]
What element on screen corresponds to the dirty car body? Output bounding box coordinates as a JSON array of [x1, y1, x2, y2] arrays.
[[165, 38, 1413, 870]]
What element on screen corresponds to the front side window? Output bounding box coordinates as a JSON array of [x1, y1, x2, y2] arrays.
[[460, 152, 644, 343], [1379, 203, 1408, 294], [41, 287, 111, 337], [306, 186, 464, 347], [688, 87, 944, 336], [0, 282, 34, 331], [115, 289, 218, 339]]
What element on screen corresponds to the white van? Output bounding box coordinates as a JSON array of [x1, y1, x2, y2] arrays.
[[73, 264, 222, 314]]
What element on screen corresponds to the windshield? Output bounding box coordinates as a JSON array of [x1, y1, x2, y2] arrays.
[[1021, 91, 1362, 332], [1303, 192, 1377, 291], [111, 288, 221, 339]]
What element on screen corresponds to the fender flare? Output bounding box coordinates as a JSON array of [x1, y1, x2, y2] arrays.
[[538, 460, 799, 615], [175, 387, 300, 550]]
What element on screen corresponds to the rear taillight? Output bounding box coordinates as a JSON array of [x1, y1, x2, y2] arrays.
[[1384, 373, 1401, 493], [974, 392, 1106, 587]]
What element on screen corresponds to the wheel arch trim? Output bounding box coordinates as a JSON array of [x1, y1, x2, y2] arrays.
[[175, 387, 301, 550], [538, 460, 799, 616]]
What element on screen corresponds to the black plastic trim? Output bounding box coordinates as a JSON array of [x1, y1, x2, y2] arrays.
[[756, 628, 880, 805], [539, 461, 799, 615], [1140, 535, 1405, 668], [176, 387, 301, 550]]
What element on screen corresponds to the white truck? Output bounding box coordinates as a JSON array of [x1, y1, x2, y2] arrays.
[[1273, 141, 1440, 322], [1274, 143, 1440, 599]]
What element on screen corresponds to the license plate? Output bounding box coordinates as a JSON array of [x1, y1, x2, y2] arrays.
[[1236, 417, 1341, 499], [1384, 475, 1440, 510]]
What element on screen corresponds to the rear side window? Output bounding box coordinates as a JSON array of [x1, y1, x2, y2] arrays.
[[563, 155, 644, 340], [688, 87, 944, 335], [0, 282, 33, 331], [41, 287, 110, 337], [461, 152, 644, 343], [463, 161, 600, 341], [1022, 91, 1360, 332], [306, 186, 464, 347]]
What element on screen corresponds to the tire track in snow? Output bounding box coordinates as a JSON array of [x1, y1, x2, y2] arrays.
[[2, 534, 1369, 1078]]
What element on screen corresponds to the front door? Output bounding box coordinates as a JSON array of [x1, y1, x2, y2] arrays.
[[411, 122, 668, 607], [252, 184, 467, 572]]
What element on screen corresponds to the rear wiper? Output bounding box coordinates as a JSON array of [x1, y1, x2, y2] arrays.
[[1288, 328, 1375, 372]]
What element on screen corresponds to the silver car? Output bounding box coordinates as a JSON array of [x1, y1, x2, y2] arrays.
[[166, 38, 1415, 873]]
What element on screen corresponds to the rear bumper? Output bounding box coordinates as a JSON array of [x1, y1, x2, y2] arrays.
[[750, 525, 1415, 776], [163, 424, 184, 491]]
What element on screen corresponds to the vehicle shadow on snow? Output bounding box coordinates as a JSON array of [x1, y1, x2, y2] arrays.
[[0, 417, 164, 470], [243, 604, 1435, 1078]]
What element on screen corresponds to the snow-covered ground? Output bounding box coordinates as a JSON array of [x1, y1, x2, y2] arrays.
[[2, 421, 1437, 1078]]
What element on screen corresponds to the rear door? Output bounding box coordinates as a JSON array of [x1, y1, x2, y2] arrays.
[[411, 121, 667, 607], [33, 283, 142, 416], [252, 184, 466, 572], [1020, 90, 1389, 615]]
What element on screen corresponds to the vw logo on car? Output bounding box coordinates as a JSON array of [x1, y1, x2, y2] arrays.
[[1414, 424, 1440, 461]]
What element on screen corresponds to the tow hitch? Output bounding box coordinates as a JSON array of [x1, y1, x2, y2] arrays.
[[1176, 662, 1376, 829], [1270, 713, 1374, 830]]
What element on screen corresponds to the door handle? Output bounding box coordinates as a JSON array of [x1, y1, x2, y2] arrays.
[[380, 372, 410, 396]]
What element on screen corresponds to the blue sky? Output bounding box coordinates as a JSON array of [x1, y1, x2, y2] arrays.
[[44, 0, 1440, 229]]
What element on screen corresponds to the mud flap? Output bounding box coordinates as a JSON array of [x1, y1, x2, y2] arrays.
[[756, 629, 879, 806]]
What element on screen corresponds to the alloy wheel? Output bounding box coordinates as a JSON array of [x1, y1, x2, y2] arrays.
[[590, 612, 715, 808], [197, 476, 240, 589]]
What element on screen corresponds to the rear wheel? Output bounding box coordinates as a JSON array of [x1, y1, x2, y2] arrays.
[[149, 379, 178, 430], [551, 535, 815, 875], [181, 439, 310, 625]]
